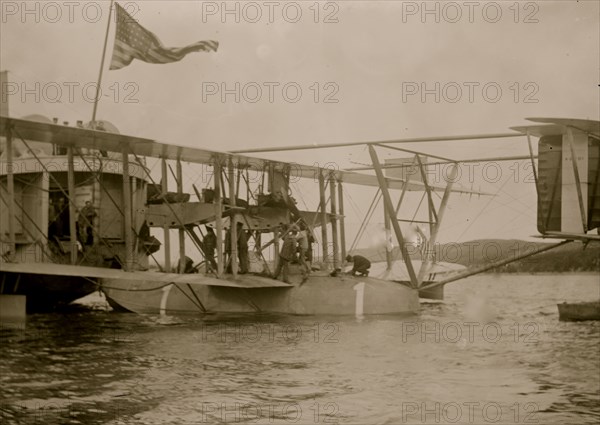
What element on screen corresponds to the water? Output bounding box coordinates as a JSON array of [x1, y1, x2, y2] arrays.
[[1, 273, 599, 424]]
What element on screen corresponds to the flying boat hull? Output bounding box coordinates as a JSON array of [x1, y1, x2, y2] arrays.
[[101, 272, 419, 316]]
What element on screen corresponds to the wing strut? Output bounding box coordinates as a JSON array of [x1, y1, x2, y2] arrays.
[[177, 159, 187, 273], [329, 175, 340, 270], [67, 147, 78, 265], [526, 131, 544, 233], [228, 156, 238, 277], [384, 199, 393, 275], [214, 157, 224, 276], [368, 145, 418, 288], [131, 152, 209, 271], [161, 159, 172, 270], [122, 148, 134, 270], [338, 182, 347, 261], [566, 127, 588, 233], [394, 155, 416, 216], [416, 163, 458, 286], [416, 155, 438, 233], [349, 189, 381, 254], [419, 241, 571, 292], [318, 171, 329, 268], [5, 122, 15, 261]]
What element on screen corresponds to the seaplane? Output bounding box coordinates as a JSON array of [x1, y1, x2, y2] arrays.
[[1, 107, 597, 317], [3, 1, 596, 320], [0, 112, 484, 316]]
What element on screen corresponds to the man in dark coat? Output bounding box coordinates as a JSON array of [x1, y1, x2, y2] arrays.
[[236, 222, 249, 274], [346, 254, 371, 277], [273, 226, 297, 283], [203, 226, 218, 273], [78, 201, 97, 245]]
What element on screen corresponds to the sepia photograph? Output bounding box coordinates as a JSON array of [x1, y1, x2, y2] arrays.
[[0, 1, 599, 424]]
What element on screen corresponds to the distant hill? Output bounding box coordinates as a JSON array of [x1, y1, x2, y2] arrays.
[[352, 239, 600, 273]]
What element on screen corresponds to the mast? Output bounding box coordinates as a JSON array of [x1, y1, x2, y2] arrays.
[[91, 0, 115, 126]]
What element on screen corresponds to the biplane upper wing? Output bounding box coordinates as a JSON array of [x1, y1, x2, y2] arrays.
[[292, 164, 493, 195], [525, 118, 600, 136], [0, 262, 291, 288], [510, 117, 600, 137], [0, 116, 488, 195]]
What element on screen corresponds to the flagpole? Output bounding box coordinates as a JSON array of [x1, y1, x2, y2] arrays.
[[91, 0, 115, 127]]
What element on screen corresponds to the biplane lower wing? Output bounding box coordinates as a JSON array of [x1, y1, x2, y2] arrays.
[[0, 262, 291, 288], [533, 232, 600, 242], [146, 203, 329, 229]]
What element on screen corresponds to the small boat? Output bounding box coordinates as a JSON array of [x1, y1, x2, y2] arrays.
[[557, 301, 600, 321]]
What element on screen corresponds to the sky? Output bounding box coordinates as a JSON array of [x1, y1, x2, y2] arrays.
[[1, 0, 599, 252]]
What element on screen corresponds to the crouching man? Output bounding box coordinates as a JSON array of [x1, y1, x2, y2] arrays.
[[346, 254, 371, 277]]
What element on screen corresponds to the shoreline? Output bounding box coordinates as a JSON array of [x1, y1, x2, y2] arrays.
[[481, 271, 600, 276]]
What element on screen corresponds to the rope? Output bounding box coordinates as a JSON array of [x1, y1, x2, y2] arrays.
[[97, 280, 175, 291], [457, 172, 512, 241]]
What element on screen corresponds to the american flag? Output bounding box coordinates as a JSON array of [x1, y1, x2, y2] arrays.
[[109, 3, 218, 70]]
